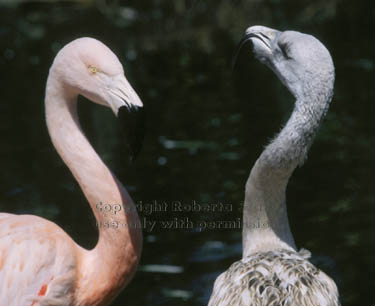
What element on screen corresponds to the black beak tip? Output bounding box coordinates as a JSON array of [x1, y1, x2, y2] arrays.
[[118, 105, 145, 162], [232, 33, 255, 70]]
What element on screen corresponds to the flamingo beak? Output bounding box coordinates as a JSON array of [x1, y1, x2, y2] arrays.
[[118, 104, 145, 161], [107, 74, 145, 161]]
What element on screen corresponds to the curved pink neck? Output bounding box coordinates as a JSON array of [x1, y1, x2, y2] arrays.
[[45, 74, 142, 304]]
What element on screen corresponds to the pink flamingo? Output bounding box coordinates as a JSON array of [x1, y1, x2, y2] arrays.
[[0, 38, 144, 305]]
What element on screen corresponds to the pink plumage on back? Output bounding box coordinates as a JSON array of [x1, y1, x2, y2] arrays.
[[0, 215, 76, 305]]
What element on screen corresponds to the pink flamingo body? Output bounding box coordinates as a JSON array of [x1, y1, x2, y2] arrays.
[[0, 38, 143, 305]]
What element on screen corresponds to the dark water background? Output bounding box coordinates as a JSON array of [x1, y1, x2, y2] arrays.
[[0, 0, 374, 305]]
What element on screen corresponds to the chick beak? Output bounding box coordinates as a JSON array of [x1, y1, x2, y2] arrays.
[[232, 33, 256, 70]]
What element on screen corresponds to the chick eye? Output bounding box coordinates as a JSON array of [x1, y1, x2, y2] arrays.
[[279, 41, 292, 59], [88, 65, 100, 74]]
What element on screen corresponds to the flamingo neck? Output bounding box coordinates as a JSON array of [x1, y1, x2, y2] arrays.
[[242, 86, 332, 258], [45, 74, 142, 304]]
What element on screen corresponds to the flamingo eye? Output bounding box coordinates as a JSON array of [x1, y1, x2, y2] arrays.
[[88, 65, 100, 74]]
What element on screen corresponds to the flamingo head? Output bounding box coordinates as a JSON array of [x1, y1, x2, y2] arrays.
[[51, 37, 144, 160]]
